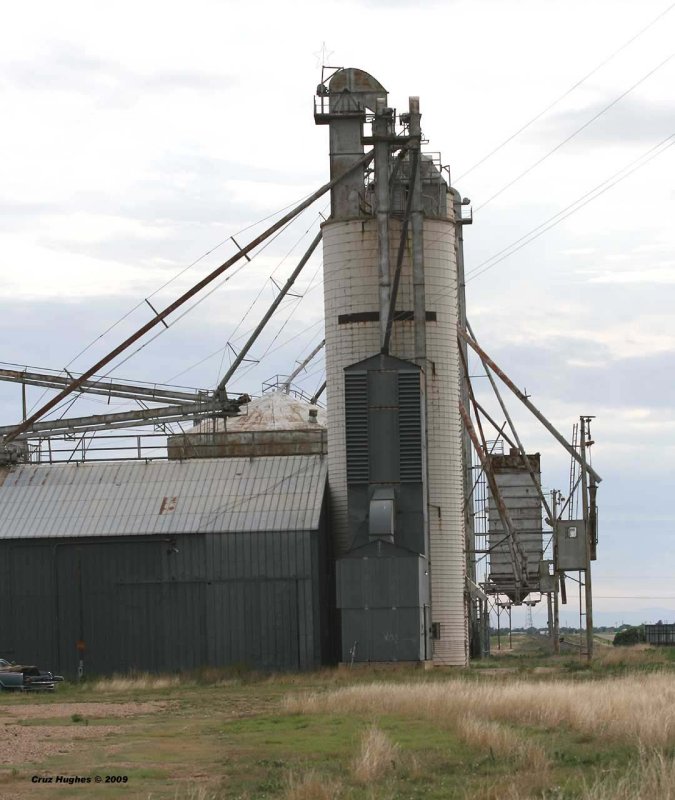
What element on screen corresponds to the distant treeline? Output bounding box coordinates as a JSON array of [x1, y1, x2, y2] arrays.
[[490, 625, 630, 635]]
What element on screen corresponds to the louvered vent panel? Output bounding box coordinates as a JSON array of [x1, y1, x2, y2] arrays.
[[399, 372, 422, 482], [345, 372, 369, 483]]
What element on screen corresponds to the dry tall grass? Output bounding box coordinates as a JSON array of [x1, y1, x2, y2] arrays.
[[285, 672, 675, 747], [283, 770, 343, 800], [591, 643, 663, 667], [455, 716, 549, 771], [168, 785, 225, 800], [93, 673, 181, 692], [583, 748, 675, 800], [351, 726, 399, 784]]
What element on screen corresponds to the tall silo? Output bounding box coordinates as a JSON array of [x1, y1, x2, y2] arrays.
[[315, 68, 467, 666]]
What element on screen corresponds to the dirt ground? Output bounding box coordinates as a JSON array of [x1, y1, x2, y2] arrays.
[[0, 701, 165, 766]]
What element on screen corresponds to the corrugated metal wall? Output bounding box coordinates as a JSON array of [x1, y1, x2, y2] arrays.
[[0, 509, 333, 677], [645, 624, 675, 646]]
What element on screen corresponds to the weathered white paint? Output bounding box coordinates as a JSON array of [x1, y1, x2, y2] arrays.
[[322, 214, 467, 666], [190, 391, 326, 433]]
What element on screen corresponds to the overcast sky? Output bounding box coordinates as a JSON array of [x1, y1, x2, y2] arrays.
[[1, 0, 673, 628]]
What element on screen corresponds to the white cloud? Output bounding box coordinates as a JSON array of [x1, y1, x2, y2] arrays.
[[583, 266, 675, 284], [0, 0, 673, 620]]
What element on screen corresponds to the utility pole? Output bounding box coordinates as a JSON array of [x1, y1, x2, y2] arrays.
[[580, 416, 593, 661], [552, 489, 560, 655]]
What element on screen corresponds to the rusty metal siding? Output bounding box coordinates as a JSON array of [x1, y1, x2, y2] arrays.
[[167, 429, 328, 460]]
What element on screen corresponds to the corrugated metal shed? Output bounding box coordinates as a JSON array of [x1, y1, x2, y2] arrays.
[[0, 455, 334, 676], [0, 455, 326, 539]]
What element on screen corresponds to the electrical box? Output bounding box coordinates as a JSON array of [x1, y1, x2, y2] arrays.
[[555, 520, 587, 571]]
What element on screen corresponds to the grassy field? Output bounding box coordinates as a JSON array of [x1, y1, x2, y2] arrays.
[[1, 639, 674, 799]]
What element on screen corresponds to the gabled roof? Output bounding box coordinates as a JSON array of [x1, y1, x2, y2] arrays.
[[0, 455, 327, 539]]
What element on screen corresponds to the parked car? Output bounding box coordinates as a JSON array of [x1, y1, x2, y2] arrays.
[[0, 658, 64, 691]]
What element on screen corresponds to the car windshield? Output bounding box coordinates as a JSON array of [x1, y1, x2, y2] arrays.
[[0, 659, 10, 667]]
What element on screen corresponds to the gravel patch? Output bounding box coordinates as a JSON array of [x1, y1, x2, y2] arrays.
[[0, 701, 166, 719], [0, 701, 165, 766], [0, 723, 122, 765]]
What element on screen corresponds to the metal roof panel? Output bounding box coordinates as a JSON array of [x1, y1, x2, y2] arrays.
[[0, 456, 327, 539]]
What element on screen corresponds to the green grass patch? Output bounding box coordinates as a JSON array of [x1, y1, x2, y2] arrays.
[[3, 650, 675, 799]]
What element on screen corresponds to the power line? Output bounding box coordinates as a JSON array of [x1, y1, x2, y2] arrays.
[[464, 134, 675, 282], [404, 135, 674, 301], [167, 313, 325, 385], [214, 205, 329, 385], [455, 0, 675, 182], [473, 50, 675, 211], [232, 316, 325, 385], [25, 188, 320, 415], [79, 194, 318, 370], [165, 240, 327, 388], [233, 261, 325, 384], [411, 132, 673, 304], [164, 230, 324, 386], [98, 210, 318, 384], [594, 596, 675, 600]]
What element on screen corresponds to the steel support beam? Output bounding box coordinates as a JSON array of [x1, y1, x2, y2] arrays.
[[3, 151, 374, 445], [382, 149, 417, 355], [464, 323, 554, 524], [472, 401, 517, 451], [310, 381, 326, 405], [0, 368, 206, 405], [281, 339, 326, 392], [0, 398, 243, 440], [374, 100, 393, 349], [409, 97, 426, 363], [460, 401, 526, 586], [457, 324, 602, 485], [218, 231, 323, 391]]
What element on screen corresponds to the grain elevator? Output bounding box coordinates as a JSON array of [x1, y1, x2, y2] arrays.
[[0, 66, 597, 678], [315, 68, 467, 666]]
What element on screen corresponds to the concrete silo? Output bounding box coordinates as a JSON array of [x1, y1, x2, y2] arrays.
[[315, 68, 467, 666]]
